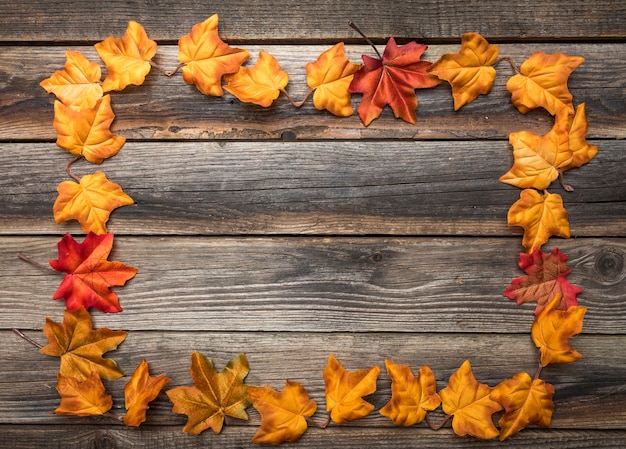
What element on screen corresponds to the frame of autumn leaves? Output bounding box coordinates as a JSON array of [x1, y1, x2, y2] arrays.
[[18, 14, 595, 443]]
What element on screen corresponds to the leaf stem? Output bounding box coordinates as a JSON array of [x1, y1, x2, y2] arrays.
[[534, 363, 544, 380], [558, 168, 575, 192], [280, 87, 314, 108], [494, 56, 520, 74], [104, 411, 125, 422], [306, 415, 331, 429], [150, 60, 184, 77], [17, 253, 58, 273], [426, 413, 452, 430], [12, 328, 43, 349], [348, 21, 382, 59], [66, 155, 82, 183]]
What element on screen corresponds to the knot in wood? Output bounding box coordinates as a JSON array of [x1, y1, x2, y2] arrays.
[[595, 247, 625, 283]]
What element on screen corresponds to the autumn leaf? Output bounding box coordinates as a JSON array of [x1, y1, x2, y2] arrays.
[[379, 360, 440, 426], [507, 189, 570, 253], [40, 50, 103, 110], [306, 43, 362, 117], [506, 52, 584, 115], [178, 14, 250, 96], [504, 247, 583, 315], [53, 95, 126, 164], [94, 20, 157, 92], [223, 51, 289, 107], [490, 372, 555, 440], [561, 103, 599, 172], [166, 352, 251, 434], [53, 171, 134, 235], [532, 294, 586, 366], [53, 371, 113, 417], [323, 354, 380, 424], [349, 37, 441, 126], [428, 32, 499, 110], [440, 360, 502, 439], [124, 359, 171, 427], [40, 307, 127, 381], [248, 380, 317, 444]]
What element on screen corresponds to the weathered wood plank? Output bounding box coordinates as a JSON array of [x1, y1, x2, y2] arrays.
[[3, 237, 624, 333], [1, 44, 624, 141], [0, 0, 624, 43]]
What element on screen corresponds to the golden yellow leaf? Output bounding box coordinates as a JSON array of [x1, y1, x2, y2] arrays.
[[561, 103, 599, 172], [53, 371, 113, 417], [124, 359, 171, 427]]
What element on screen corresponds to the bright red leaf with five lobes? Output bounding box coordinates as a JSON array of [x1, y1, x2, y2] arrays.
[[349, 37, 441, 126], [49, 232, 138, 313]]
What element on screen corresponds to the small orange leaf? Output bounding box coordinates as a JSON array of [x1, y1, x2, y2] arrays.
[[532, 294, 586, 366], [53, 95, 126, 164], [428, 32, 499, 110], [507, 189, 570, 253], [40, 50, 103, 109], [379, 360, 440, 426], [178, 15, 250, 96], [53, 171, 134, 235], [561, 103, 599, 172], [248, 380, 317, 444], [223, 51, 289, 107], [54, 371, 113, 417], [306, 43, 362, 117], [124, 359, 171, 427], [323, 354, 380, 424], [95, 20, 157, 92]]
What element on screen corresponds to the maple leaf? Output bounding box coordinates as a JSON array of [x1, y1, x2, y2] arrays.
[[490, 372, 555, 440], [506, 52, 584, 115], [348, 37, 441, 126], [94, 20, 157, 92], [248, 380, 317, 444], [306, 43, 362, 117], [504, 247, 583, 315], [507, 189, 570, 253], [166, 352, 251, 434], [124, 359, 171, 427], [53, 171, 134, 235], [532, 294, 586, 366], [323, 354, 380, 424], [428, 32, 499, 110], [40, 307, 127, 381], [379, 360, 440, 426], [53, 371, 113, 417], [53, 95, 126, 164], [440, 360, 502, 439], [40, 50, 103, 110], [178, 15, 250, 96], [223, 51, 289, 107], [561, 103, 599, 172]]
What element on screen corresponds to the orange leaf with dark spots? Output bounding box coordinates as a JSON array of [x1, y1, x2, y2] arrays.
[[53, 371, 113, 417], [124, 359, 171, 427]]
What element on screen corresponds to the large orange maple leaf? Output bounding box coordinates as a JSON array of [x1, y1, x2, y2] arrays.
[[124, 359, 171, 427], [348, 37, 441, 126], [53, 371, 113, 417]]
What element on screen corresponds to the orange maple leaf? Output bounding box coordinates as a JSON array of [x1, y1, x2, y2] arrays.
[[53, 371, 113, 417], [166, 352, 251, 434], [248, 380, 317, 444], [506, 52, 584, 115], [507, 189, 570, 253], [124, 359, 171, 427], [323, 354, 380, 424], [440, 360, 502, 439], [40, 307, 127, 381], [223, 51, 289, 107], [349, 37, 441, 126], [94, 20, 157, 92], [428, 32, 499, 110], [178, 15, 250, 96], [532, 294, 586, 366], [53, 95, 126, 164], [306, 43, 362, 117], [379, 360, 440, 426], [490, 372, 555, 440], [40, 50, 103, 110], [561, 103, 599, 172], [53, 171, 134, 234]]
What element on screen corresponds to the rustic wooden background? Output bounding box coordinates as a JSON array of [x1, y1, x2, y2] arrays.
[[1, 1, 625, 447]]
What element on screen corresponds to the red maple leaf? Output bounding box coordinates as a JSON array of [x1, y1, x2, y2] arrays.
[[503, 247, 582, 315], [349, 37, 440, 126], [49, 233, 138, 313]]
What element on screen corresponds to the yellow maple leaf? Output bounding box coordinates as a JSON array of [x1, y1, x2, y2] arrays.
[[40, 50, 103, 110], [561, 103, 599, 172], [428, 32, 499, 110], [53, 171, 134, 234], [507, 189, 570, 253], [124, 359, 171, 427], [178, 14, 250, 96], [223, 51, 289, 107], [306, 42, 362, 117], [53, 371, 113, 417], [95, 20, 157, 92]]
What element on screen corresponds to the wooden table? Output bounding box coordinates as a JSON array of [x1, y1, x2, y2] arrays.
[[1, 1, 625, 447]]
